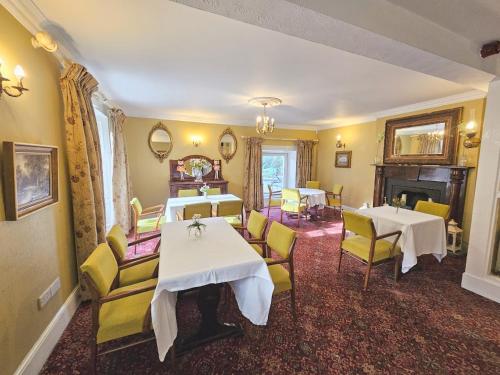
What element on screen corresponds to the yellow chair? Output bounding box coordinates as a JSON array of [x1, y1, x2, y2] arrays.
[[266, 184, 282, 217], [183, 202, 212, 220], [262, 222, 298, 319], [414, 200, 450, 220], [244, 210, 269, 256], [206, 187, 221, 195], [326, 184, 343, 216], [80, 243, 173, 372], [130, 197, 165, 251], [178, 189, 198, 197], [339, 211, 402, 291], [305, 180, 320, 189], [106, 225, 160, 287], [280, 188, 308, 227], [216, 199, 244, 229]]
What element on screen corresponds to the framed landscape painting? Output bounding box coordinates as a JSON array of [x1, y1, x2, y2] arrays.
[[2, 142, 58, 220], [335, 151, 352, 168]]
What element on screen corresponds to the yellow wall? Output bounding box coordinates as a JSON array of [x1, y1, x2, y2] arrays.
[[0, 6, 77, 374], [124, 117, 318, 208], [317, 98, 486, 242]]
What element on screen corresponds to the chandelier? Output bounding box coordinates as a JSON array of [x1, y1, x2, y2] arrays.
[[248, 97, 282, 134]]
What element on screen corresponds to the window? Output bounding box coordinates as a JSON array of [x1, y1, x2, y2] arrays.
[[262, 146, 296, 196], [94, 104, 115, 231]]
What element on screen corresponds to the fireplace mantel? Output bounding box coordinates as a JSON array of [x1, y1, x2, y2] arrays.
[[372, 164, 472, 225]]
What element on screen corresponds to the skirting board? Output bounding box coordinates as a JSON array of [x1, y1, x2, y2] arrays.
[[14, 286, 81, 375], [461, 273, 500, 303]]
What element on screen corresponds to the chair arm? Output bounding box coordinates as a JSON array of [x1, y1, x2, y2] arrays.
[[99, 285, 157, 304], [376, 230, 402, 240], [142, 204, 165, 214], [119, 254, 159, 269], [120, 253, 159, 265], [128, 233, 161, 246], [247, 239, 266, 244], [265, 259, 289, 266]]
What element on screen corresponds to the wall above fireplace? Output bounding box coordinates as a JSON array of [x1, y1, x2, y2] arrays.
[[373, 164, 472, 225]]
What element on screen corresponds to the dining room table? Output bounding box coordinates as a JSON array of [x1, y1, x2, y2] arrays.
[[165, 193, 242, 222], [298, 187, 326, 220], [150, 217, 274, 361], [358, 205, 447, 273]]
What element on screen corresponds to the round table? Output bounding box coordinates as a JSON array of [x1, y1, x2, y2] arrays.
[[298, 188, 326, 207]]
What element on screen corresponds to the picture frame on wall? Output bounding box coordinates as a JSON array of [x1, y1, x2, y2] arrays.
[[335, 150, 352, 168], [2, 142, 59, 220]]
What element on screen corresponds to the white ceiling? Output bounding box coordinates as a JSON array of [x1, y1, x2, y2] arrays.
[[30, 0, 490, 129]]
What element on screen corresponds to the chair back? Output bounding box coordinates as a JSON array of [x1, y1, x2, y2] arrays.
[[247, 210, 268, 239], [217, 200, 243, 217], [332, 184, 343, 195], [130, 197, 143, 216], [267, 221, 297, 259], [80, 243, 118, 297], [342, 211, 375, 239], [178, 189, 198, 197], [282, 188, 301, 202], [106, 225, 128, 262], [306, 180, 320, 189], [207, 188, 221, 195], [183, 202, 212, 219], [414, 200, 450, 219]]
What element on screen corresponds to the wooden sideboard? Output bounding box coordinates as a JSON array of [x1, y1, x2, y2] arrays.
[[169, 155, 228, 197]]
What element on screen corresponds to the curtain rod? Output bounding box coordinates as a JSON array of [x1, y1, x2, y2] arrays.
[[240, 136, 319, 142]]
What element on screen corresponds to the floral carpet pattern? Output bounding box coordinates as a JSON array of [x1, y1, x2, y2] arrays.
[[41, 210, 499, 374]]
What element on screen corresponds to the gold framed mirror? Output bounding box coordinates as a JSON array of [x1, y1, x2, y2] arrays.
[[148, 122, 173, 162], [218, 127, 237, 163]]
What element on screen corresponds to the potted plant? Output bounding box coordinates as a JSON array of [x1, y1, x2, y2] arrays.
[[187, 214, 206, 239]]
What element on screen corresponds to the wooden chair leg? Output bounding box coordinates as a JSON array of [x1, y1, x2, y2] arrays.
[[280, 210, 283, 223], [291, 289, 297, 322], [337, 249, 343, 272], [363, 263, 373, 291], [90, 338, 97, 375], [267, 205, 271, 217], [297, 212, 300, 227], [394, 255, 401, 281]]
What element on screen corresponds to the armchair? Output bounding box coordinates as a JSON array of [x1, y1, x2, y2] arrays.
[[280, 188, 308, 227], [243, 210, 269, 256], [130, 197, 165, 252], [326, 184, 343, 216], [266, 184, 282, 217]]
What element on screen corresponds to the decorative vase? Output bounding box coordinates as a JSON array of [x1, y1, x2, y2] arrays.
[[193, 167, 203, 182], [188, 227, 203, 239], [203, 192, 207, 198]]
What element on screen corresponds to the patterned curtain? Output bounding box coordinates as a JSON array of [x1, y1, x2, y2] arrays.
[[60, 63, 105, 300], [109, 108, 132, 233], [296, 140, 315, 187], [243, 137, 264, 211]]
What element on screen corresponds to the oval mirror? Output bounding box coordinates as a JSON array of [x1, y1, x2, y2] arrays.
[[184, 158, 213, 177], [148, 122, 173, 162], [218, 128, 237, 163]]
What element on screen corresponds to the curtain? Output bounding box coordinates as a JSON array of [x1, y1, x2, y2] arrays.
[[109, 108, 132, 233], [243, 137, 264, 211], [61, 63, 105, 300], [296, 140, 315, 187]]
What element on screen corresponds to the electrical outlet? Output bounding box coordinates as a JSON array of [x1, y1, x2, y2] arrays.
[[37, 277, 60, 310]]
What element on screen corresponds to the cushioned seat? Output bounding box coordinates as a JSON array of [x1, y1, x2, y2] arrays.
[[250, 243, 264, 256], [223, 215, 243, 227], [265, 260, 292, 295], [341, 235, 401, 263], [98, 279, 157, 343], [119, 258, 159, 286], [268, 198, 281, 207], [137, 216, 166, 234], [281, 201, 307, 213]]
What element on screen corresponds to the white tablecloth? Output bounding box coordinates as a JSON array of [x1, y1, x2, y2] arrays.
[[165, 194, 241, 222], [151, 217, 274, 361], [298, 188, 326, 207], [358, 206, 447, 273]]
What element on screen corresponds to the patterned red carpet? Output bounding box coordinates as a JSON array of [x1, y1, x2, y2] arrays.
[[41, 211, 499, 374]]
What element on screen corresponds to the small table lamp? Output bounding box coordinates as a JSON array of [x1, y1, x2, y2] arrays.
[[447, 220, 463, 253]]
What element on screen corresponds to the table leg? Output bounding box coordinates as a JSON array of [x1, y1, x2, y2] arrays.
[[176, 284, 243, 354]]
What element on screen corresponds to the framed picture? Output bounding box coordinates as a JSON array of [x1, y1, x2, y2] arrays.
[[2, 142, 59, 220], [335, 151, 352, 168]]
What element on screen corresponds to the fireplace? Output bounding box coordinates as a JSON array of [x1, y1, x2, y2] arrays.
[[385, 178, 447, 209], [373, 165, 471, 225]]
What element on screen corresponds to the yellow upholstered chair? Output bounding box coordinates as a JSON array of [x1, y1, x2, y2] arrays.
[[80, 243, 172, 372], [206, 187, 221, 195], [261, 222, 298, 319], [244, 210, 269, 256], [339, 211, 402, 291], [130, 197, 165, 250], [326, 184, 343, 216], [280, 188, 308, 227], [216, 199, 244, 229], [266, 184, 282, 217], [414, 200, 450, 220], [305, 180, 320, 189], [178, 189, 198, 197], [183, 202, 212, 220], [106, 225, 160, 287]]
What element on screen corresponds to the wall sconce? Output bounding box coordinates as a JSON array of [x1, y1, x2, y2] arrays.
[[336, 134, 346, 149], [463, 109, 481, 149], [192, 136, 201, 147], [0, 59, 28, 98]]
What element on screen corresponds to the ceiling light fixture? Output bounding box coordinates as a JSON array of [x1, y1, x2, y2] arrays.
[[248, 97, 282, 134]]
